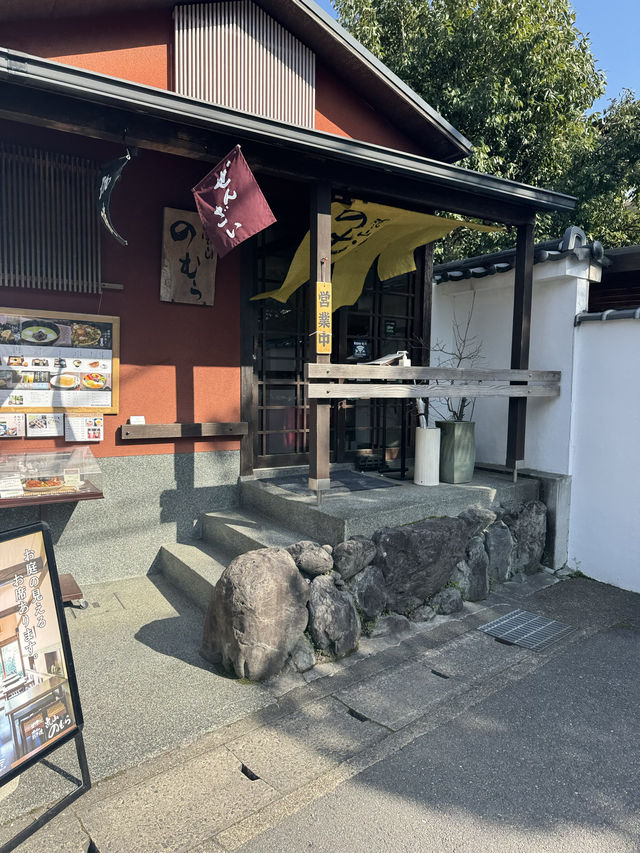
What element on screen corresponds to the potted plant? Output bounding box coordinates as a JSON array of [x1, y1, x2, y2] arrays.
[[421, 295, 482, 484]]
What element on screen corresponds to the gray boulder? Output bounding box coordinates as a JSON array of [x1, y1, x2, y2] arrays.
[[289, 634, 315, 673], [373, 517, 471, 613], [457, 507, 497, 537], [485, 521, 514, 583], [452, 536, 489, 601], [333, 538, 377, 580], [347, 564, 387, 620], [308, 573, 361, 658], [431, 587, 464, 615], [410, 604, 436, 623], [286, 540, 334, 576], [370, 612, 413, 638], [200, 547, 309, 681], [504, 501, 547, 575]]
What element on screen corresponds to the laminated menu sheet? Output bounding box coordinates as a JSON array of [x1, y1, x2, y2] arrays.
[[0, 309, 119, 414]]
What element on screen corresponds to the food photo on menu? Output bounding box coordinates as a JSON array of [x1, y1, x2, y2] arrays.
[[0, 316, 112, 351]]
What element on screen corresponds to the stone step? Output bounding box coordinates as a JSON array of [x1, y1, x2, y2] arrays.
[[156, 541, 230, 611], [240, 479, 345, 544], [200, 508, 298, 558], [240, 471, 540, 547]]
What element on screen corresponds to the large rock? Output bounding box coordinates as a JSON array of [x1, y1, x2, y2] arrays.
[[347, 564, 387, 620], [286, 540, 334, 576], [200, 547, 309, 681], [504, 501, 547, 575], [485, 521, 514, 583], [431, 587, 464, 615], [308, 573, 361, 658], [452, 535, 489, 601], [373, 517, 471, 613], [333, 539, 377, 580]]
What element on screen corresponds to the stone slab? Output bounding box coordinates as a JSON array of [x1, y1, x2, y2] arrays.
[[0, 810, 91, 853], [334, 660, 462, 731], [226, 698, 386, 793], [80, 746, 277, 853], [421, 629, 529, 679]]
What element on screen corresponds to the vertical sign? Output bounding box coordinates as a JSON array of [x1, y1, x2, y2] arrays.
[[315, 281, 332, 355]]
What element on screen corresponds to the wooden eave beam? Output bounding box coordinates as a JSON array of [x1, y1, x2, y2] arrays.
[[0, 83, 538, 226]]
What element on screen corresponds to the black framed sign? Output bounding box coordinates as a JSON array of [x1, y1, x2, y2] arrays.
[[0, 523, 83, 784], [0, 523, 89, 852]]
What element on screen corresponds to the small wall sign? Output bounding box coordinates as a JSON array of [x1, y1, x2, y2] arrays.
[[160, 208, 217, 306], [352, 340, 369, 360], [315, 281, 332, 355]]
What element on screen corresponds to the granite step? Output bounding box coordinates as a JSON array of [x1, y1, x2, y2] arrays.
[[200, 508, 299, 558], [156, 541, 231, 610], [239, 472, 541, 547]]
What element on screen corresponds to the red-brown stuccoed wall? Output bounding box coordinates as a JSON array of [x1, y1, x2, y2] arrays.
[[1, 120, 241, 460], [1, 10, 429, 157]]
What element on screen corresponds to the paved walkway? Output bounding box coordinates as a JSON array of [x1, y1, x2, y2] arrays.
[[0, 574, 637, 852]]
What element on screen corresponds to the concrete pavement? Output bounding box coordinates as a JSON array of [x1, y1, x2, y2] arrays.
[[0, 574, 637, 852]]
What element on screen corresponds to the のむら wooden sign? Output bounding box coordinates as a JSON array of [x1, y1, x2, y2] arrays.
[[160, 208, 217, 306], [0, 523, 89, 852]]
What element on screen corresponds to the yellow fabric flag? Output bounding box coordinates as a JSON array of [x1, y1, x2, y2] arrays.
[[251, 200, 501, 311]]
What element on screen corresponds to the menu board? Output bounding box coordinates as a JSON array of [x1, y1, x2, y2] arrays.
[[0, 524, 83, 783], [0, 309, 119, 414]]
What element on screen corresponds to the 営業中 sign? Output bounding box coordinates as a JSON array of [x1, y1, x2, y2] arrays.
[[315, 281, 332, 355]]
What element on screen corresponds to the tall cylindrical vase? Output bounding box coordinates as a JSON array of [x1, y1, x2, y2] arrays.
[[436, 420, 476, 484], [414, 427, 440, 486]]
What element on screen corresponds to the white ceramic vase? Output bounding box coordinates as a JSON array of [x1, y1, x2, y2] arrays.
[[413, 426, 440, 486]]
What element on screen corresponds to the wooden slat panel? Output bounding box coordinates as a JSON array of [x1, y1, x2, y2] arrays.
[[0, 143, 101, 293], [308, 384, 560, 400], [120, 422, 249, 440], [175, 1, 315, 128], [305, 364, 561, 382]]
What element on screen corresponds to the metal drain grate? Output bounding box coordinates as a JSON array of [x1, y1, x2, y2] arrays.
[[479, 609, 574, 650]]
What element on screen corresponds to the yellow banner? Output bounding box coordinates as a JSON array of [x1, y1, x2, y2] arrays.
[[251, 200, 501, 311], [315, 281, 332, 354]]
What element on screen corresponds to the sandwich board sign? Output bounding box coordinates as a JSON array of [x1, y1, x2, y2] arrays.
[[0, 522, 89, 853]]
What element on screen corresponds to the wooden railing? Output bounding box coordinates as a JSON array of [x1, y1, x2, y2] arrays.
[[305, 363, 561, 494], [305, 364, 561, 399]]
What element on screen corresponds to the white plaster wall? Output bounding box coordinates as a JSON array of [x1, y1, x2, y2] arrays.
[[568, 320, 640, 592], [431, 257, 593, 474]]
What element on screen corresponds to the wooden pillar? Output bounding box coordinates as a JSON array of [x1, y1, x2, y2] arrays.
[[308, 181, 332, 493], [506, 220, 535, 473]]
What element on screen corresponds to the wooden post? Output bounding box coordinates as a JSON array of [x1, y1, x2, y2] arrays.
[[308, 182, 332, 495], [506, 220, 535, 475]]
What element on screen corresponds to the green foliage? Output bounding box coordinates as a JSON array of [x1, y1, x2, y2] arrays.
[[333, 0, 640, 255]]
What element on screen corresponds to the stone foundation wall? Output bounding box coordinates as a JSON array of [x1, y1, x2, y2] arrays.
[[202, 499, 549, 681]]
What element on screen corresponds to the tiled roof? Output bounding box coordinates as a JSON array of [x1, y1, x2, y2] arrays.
[[434, 226, 606, 284]]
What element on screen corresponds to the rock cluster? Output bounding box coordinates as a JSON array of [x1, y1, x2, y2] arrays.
[[200, 500, 547, 682]]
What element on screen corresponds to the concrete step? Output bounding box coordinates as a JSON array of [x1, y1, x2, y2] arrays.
[[240, 471, 541, 547], [200, 508, 297, 558], [156, 541, 231, 611], [240, 478, 345, 545]]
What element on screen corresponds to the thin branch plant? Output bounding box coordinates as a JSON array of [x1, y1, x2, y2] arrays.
[[414, 292, 484, 424]]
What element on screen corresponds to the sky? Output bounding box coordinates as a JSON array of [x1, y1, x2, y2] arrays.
[[315, 0, 640, 109]]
